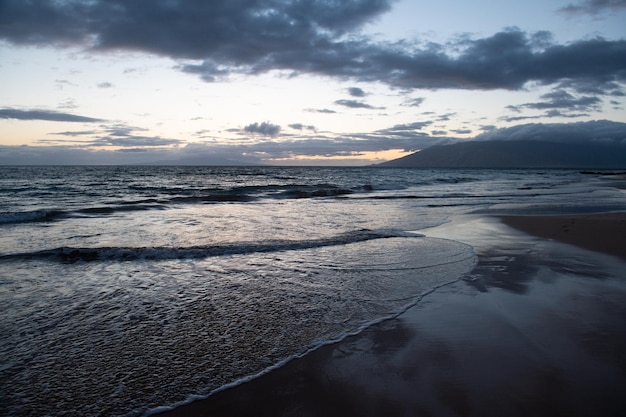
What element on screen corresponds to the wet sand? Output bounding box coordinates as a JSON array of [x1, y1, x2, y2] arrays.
[[153, 213, 626, 417], [501, 212, 626, 261]]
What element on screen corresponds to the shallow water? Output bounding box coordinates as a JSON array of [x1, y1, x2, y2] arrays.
[[1, 167, 624, 416]]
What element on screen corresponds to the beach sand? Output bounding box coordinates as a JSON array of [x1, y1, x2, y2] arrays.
[[154, 213, 626, 417], [501, 213, 626, 261]]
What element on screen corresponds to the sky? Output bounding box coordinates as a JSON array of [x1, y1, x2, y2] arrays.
[[1, 0, 625, 166]]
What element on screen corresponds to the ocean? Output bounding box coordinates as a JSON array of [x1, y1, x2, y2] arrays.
[[1, 166, 625, 416]]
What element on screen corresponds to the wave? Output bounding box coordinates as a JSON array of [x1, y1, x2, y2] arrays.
[[0, 229, 422, 263], [0, 204, 165, 225], [0, 184, 379, 226], [0, 209, 65, 224]]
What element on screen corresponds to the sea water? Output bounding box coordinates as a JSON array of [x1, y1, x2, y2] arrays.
[[1, 166, 624, 416]]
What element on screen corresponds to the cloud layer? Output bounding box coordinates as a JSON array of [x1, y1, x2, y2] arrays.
[[1, 0, 624, 95], [3, 120, 624, 166]]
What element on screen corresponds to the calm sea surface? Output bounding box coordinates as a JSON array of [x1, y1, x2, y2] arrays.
[[1, 166, 624, 416]]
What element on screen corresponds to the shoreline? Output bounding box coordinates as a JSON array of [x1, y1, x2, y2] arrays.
[[152, 212, 626, 417]]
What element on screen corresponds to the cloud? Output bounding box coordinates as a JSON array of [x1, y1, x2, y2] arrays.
[[435, 113, 457, 122], [543, 110, 590, 118], [6, 120, 624, 165], [556, 78, 625, 96], [0, 0, 392, 57], [244, 121, 281, 137], [44, 123, 183, 148], [0, 144, 187, 165], [20, 129, 446, 165], [305, 108, 337, 114], [502, 87, 604, 121], [558, 0, 626, 16], [334, 99, 381, 109], [347, 87, 366, 97], [58, 99, 78, 109], [1, 2, 624, 95], [0, 108, 104, 122], [507, 89, 602, 113], [50, 130, 99, 137], [288, 123, 316, 131], [402, 97, 426, 107], [97, 82, 113, 88], [377, 121, 433, 135], [92, 136, 182, 147], [475, 119, 626, 145]]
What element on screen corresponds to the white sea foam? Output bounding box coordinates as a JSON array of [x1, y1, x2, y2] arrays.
[[1, 235, 476, 417]]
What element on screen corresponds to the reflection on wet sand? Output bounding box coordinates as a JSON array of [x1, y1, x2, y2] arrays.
[[156, 215, 626, 417]]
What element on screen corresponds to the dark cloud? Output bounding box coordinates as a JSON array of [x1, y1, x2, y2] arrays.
[[558, 0, 626, 16], [244, 121, 281, 137], [452, 129, 473, 135], [334, 99, 381, 109], [0, 108, 103, 123], [475, 120, 626, 145], [556, 78, 625, 96], [507, 89, 602, 113], [0, 0, 392, 57], [503, 87, 603, 121], [347, 87, 366, 97], [97, 82, 113, 88], [1, 2, 624, 95]]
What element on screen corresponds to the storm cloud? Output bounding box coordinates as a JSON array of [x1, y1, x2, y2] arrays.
[[1, 1, 624, 95]]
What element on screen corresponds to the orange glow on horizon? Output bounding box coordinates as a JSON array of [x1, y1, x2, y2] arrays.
[[265, 149, 414, 165]]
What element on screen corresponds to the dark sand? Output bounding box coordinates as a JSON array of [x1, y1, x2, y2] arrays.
[[501, 212, 626, 261], [154, 213, 626, 417]]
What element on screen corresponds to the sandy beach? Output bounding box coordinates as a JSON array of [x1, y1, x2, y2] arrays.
[[501, 212, 626, 261], [154, 212, 626, 417]]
